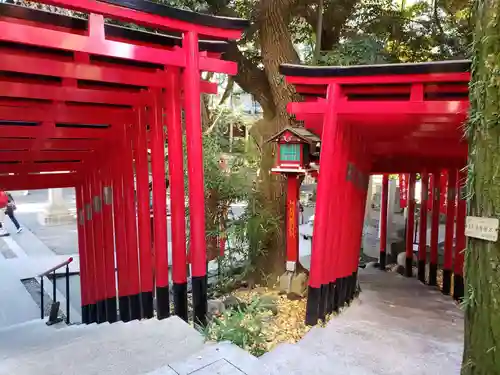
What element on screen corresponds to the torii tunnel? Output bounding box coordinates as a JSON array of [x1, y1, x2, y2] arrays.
[[0, 0, 248, 324], [279, 61, 469, 325]]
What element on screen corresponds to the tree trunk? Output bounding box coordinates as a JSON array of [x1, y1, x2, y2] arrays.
[[462, 0, 500, 373], [249, 0, 303, 284]]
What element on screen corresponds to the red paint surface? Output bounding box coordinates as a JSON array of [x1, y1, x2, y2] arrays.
[[76, 185, 90, 307], [183, 31, 207, 278], [444, 170, 457, 270], [122, 126, 141, 296], [101, 168, 117, 300], [111, 167, 129, 298], [380, 175, 389, 254], [150, 91, 170, 288], [286, 175, 299, 263], [83, 179, 100, 305], [418, 172, 429, 262], [165, 69, 188, 284], [90, 172, 106, 302], [430, 173, 441, 265], [310, 84, 341, 288], [405, 173, 417, 259], [134, 109, 154, 294]]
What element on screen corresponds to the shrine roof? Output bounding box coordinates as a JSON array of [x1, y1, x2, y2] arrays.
[[279, 60, 470, 78], [266, 127, 321, 145], [1, 3, 229, 53]]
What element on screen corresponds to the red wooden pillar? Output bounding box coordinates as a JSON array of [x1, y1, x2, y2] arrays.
[[150, 90, 170, 320], [286, 174, 299, 270], [429, 173, 440, 286], [338, 126, 354, 308], [111, 161, 130, 322], [379, 174, 389, 270], [90, 171, 107, 323], [417, 172, 429, 283], [165, 69, 188, 321], [183, 31, 207, 325], [134, 108, 154, 319], [83, 178, 98, 323], [101, 167, 117, 322], [351, 139, 369, 301], [76, 185, 91, 323], [443, 169, 457, 295], [454, 169, 466, 301], [404, 173, 417, 277], [308, 84, 342, 325], [323, 164, 338, 316], [122, 125, 141, 320], [322, 146, 346, 320]]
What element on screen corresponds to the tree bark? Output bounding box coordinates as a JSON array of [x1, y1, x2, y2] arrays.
[[245, 0, 303, 283], [462, 0, 500, 373]]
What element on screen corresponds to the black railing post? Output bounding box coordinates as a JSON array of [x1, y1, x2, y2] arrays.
[[65, 265, 70, 324], [38, 257, 74, 324], [40, 277, 44, 319], [53, 271, 57, 303]]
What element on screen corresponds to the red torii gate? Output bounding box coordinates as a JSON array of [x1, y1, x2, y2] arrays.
[[0, 1, 248, 325], [279, 61, 469, 325]]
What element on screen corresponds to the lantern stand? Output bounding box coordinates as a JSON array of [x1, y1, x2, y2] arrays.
[[267, 127, 320, 296]]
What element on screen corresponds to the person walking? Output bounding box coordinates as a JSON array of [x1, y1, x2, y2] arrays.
[[0, 190, 9, 236], [5, 192, 22, 233]]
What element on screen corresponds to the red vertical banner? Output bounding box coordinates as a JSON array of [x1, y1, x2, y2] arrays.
[[286, 174, 299, 266], [440, 170, 448, 214], [399, 173, 409, 208], [427, 175, 434, 211]]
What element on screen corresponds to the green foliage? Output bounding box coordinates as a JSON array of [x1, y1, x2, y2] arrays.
[[200, 298, 270, 356], [314, 36, 394, 66]]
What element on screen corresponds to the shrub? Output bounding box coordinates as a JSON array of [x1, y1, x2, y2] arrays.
[[200, 298, 271, 356]]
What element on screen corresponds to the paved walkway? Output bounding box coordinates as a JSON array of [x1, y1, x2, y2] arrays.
[[294, 267, 463, 374], [0, 190, 81, 328], [0, 258, 40, 328]]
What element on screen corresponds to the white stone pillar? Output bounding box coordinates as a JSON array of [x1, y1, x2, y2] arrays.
[[387, 178, 397, 238], [364, 176, 373, 222], [38, 188, 75, 225]]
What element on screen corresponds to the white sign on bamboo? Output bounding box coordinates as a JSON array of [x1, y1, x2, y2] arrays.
[[465, 216, 499, 242]]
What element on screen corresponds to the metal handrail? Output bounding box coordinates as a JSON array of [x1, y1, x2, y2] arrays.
[[39, 257, 74, 325], [38, 257, 73, 277]]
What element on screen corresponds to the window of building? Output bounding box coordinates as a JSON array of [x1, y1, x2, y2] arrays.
[[280, 144, 301, 162]]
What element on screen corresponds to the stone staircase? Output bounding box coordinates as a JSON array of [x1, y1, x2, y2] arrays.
[[0, 317, 268, 375], [0, 268, 463, 375]]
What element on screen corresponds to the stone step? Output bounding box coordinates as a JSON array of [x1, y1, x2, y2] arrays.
[[295, 314, 462, 375], [165, 341, 264, 375], [258, 343, 342, 375], [0, 321, 116, 360], [0, 316, 205, 375]]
